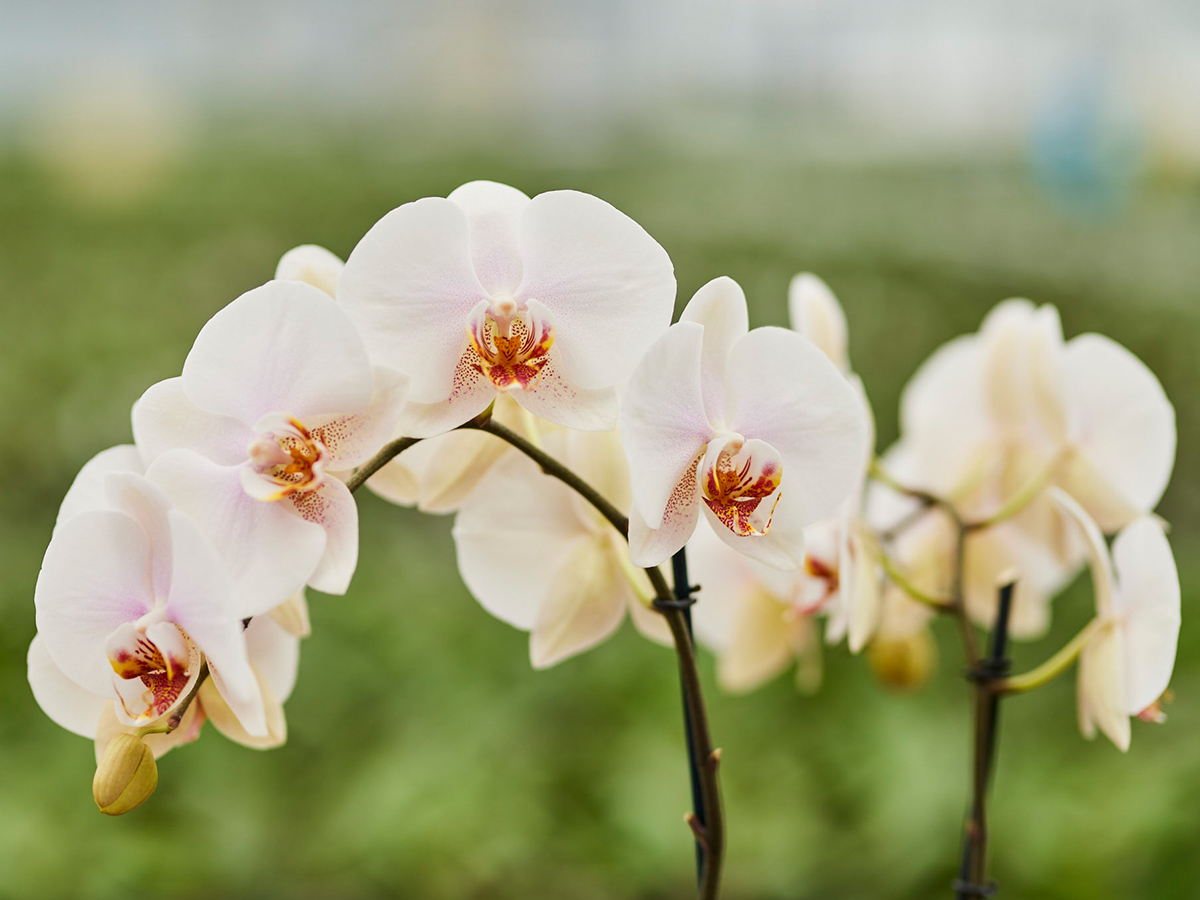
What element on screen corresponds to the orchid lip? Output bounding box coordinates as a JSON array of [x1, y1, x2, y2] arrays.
[[244, 416, 330, 501], [700, 436, 784, 538], [466, 301, 555, 392]]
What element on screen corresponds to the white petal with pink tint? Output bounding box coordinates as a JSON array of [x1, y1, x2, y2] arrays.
[[291, 478, 359, 595], [620, 321, 713, 528], [35, 510, 154, 694], [448, 180, 529, 297], [54, 444, 146, 533], [133, 377, 252, 467], [311, 366, 408, 471], [340, 197, 488, 405], [147, 449, 325, 617], [182, 280, 375, 426], [788, 273, 848, 373], [726, 326, 869, 530], [680, 276, 748, 422], [27, 636, 107, 738], [516, 189, 676, 391]]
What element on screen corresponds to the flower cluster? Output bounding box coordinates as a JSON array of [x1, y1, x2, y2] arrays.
[[28, 177, 1179, 838]]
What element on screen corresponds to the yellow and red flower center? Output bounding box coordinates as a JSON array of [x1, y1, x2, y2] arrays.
[[247, 417, 329, 500], [701, 438, 783, 537], [466, 306, 555, 391], [107, 620, 199, 723]]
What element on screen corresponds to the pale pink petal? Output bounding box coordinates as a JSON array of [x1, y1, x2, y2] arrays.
[[529, 536, 628, 668], [1059, 334, 1175, 531], [103, 472, 177, 600], [54, 444, 144, 533], [34, 510, 153, 695], [133, 376, 255, 467], [339, 197, 490, 405], [275, 244, 344, 297], [727, 326, 869, 528], [627, 463, 701, 568], [147, 449, 325, 617], [620, 321, 713, 528], [679, 276, 749, 423], [452, 449, 585, 630], [447, 180, 530, 297], [165, 508, 267, 737], [290, 478, 358, 595], [517, 190, 675, 390], [788, 273, 848, 373], [312, 366, 408, 471], [182, 280, 374, 426], [1112, 517, 1180, 716], [514, 347, 618, 431], [27, 636, 107, 738], [395, 348, 496, 439]]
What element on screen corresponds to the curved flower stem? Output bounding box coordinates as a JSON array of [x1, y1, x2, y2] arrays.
[[963, 456, 1062, 533], [995, 618, 1100, 696], [344, 436, 424, 493], [465, 418, 725, 900], [878, 550, 956, 611]]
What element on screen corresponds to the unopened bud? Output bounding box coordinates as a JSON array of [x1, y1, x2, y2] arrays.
[[868, 630, 936, 691], [93, 733, 158, 815]]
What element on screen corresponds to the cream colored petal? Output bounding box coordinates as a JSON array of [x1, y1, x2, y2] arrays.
[[717, 586, 794, 694]]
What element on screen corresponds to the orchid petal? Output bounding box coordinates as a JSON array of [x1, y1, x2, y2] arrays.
[[529, 535, 628, 668], [727, 326, 869, 528], [513, 346, 618, 431], [35, 510, 153, 695], [339, 197, 489, 405], [620, 321, 713, 528], [452, 449, 585, 630], [291, 477, 358, 595], [133, 377, 252, 467], [788, 273, 848, 373], [717, 587, 794, 694], [679, 276, 749, 423], [447, 180, 530, 297], [268, 591, 312, 639], [182, 280, 374, 426], [517, 189, 675, 390], [1112, 517, 1180, 716], [246, 612, 302, 704], [627, 466, 701, 568], [275, 244, 344, 298], [27, 636, 107, 738], [54, 445, 145, 533], [199, 672, 286, 750], [1050, 488, 1117, 619], [394, 353, 496, 439], [1058, 334, 1176, 531], [1077, 623, 1129, 751]]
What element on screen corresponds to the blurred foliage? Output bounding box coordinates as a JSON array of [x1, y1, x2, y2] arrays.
[[0, 134, 1197, 900]]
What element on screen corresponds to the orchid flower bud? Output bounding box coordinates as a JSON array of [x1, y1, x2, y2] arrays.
[[93, 733, 157, 815]]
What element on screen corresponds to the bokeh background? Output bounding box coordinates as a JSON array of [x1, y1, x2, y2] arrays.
[[2, 2, 1199, 898]]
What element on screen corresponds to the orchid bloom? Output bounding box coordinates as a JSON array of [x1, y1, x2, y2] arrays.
[[893, 299, 1175, 635], [133, 280, 407, 615], [31, 462, 271, 757], [688, 519, 826, 694], [788, 272, 849, 375], [621, 276, 869, 570], [337, 180, 676, 438], [1052, 489, 1180, 751], [452, 429, 670, 669]]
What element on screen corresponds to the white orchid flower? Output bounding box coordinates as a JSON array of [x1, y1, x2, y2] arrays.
[[275, 244, 344, 298], [688, 519, 826, 694], [337, 180, 676, 438], [1052, 489, 1180, 751], [133, 280, 407, 615], [621, 276, 869, 571], [452, 429, 670, 669], [32, 468, 268, 748]]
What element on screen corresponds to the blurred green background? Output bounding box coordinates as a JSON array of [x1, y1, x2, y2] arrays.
[[3, 4, 1200, 897], [1, 141, 1197, 900]]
